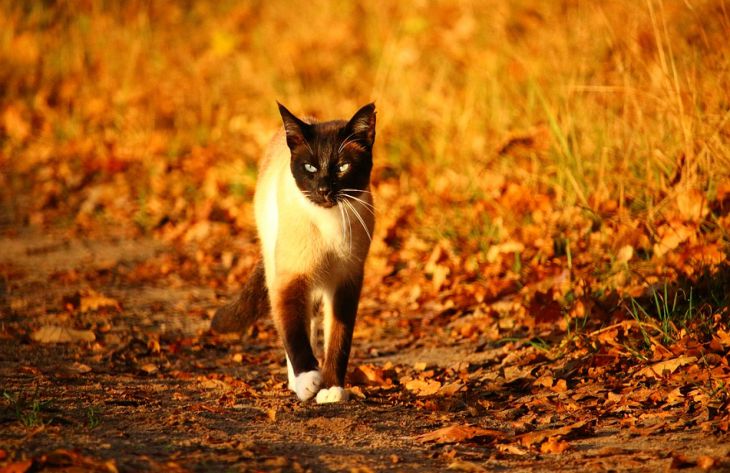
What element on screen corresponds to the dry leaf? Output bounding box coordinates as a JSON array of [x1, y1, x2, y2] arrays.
[[447, 459, 487, 472], [676, 189, 708, 222], [31, 325, 96, 344], [534, 375, 554, 388], [496, 443, 529, 455], [696, 455, 715, 470], [540, 436, 570, 454], [636, 356, 697, 379], [67, 362, 92, 374], [416, 425, 505, 444], [439, 381, 464, 396], [140, 363, 158, 374], [715, 329, 730, 347], [350, 364, 390, 386], [616, 245, 633, 264], [405, 378, 441, 396], [0, 459, 33, 473], [517, 420, 588, 448], [348, 386, 366, 399], [653, 224, 694, 257], [80, 292, 120, 312]]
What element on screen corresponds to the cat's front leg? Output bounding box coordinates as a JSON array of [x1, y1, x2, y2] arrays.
[[271, 276, 320, 401], [317, 275, 362, 403]]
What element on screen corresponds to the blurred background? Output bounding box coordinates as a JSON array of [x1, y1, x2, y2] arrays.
[[1, 0, 728, 329]]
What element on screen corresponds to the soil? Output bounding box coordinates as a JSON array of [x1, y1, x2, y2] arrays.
[[1, 233, 728, 472]]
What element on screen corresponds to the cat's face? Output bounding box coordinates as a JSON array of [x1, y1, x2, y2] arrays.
[[278, 103, 376, 209]]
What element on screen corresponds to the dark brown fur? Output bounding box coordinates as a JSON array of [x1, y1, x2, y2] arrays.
[[321, 274, 362, 388], [210, 261, 269, 334], [275, 277, 319, 374]]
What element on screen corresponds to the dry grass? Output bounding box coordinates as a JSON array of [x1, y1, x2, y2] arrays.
[[1, 0, 728, 300]]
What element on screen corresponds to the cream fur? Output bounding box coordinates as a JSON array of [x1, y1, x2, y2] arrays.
[[254, 129, 374, 299], [255, 128, 374, 401]]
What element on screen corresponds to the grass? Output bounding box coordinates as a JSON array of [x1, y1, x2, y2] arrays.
[[0, 1, 728, 325], [3, 390, 53, 428], [86, 406, 101, 429]]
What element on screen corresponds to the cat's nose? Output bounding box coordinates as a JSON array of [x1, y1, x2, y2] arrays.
[[318, 185, 332, 198]]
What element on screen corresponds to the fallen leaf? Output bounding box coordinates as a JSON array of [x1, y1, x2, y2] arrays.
[[447, 459, 487, 472], [486, 240, 524, 263], [416, 425, 505, 444], [348, 386, 366, 399], [66, 362, 92, 374], [636, 356, 697, 379], [716, 329, 730, 347], [31, 325, 96, 344], [0, 460, 33, 473], [405, 378, 441, 396], [540, 436, 570, 454], [496, 443, 529, 455], [350, 364, 390, 387], [80, 292, 120, 313], [616, 245, 634, 264], [439, 381, 464, 396], [139, 363, 158, 374], [696, 455, 715, 470], [534, 375, 554, 388], [653, 223, 694, 257], [676, 189, 708, 222], [517, 420, 589, 448]]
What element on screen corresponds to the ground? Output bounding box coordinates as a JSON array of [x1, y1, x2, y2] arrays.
[[2, 1, 730, 471], [1, 233, 728, 473]]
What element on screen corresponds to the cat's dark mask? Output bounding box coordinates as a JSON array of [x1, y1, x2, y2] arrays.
[[278, 102, 376, 208]]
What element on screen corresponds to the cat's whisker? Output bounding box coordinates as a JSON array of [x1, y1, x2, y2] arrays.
[[340, 192, 375, 209], [345, 200, 353, 252], [340, 194, 375, 217], [339, 188, 372, 195], [341, 199, 353, 253], [343, 199, 371, 243], [337, 202, 346, 248]]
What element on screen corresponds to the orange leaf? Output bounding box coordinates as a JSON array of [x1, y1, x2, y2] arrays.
[[405, 378, 441, 396], [31, 325, 96, 344], [636, 356, 697, 379], [517, 420, 588, 448], [415, 425, 505, 444], [80, 292, 120, 313], [0, 460, 33, 473], [350, 364, 390, 387], [540, 436, 570, 454]]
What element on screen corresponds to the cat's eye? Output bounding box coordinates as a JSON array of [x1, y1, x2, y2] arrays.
[[338, 163, 351, 173], [304, 163, 318, 173]]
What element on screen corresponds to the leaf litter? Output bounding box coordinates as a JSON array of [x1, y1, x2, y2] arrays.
[[2, 0, 730, 471]]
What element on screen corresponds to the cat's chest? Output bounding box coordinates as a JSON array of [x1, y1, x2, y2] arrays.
[[302, 202, 346, 249]]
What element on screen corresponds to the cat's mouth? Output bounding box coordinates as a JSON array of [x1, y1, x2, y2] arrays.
[[305, 193, 338, 208], [313, 197, 337, 208]]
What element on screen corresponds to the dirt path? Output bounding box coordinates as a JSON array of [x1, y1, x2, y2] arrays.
[[1, 234, 728, 472]]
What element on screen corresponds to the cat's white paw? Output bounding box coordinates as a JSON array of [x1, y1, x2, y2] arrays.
[[316, 386, 348, 404], [293, 370, 322, 401]]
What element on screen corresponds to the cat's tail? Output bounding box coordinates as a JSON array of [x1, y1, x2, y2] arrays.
[[211, 260, 270, 334]]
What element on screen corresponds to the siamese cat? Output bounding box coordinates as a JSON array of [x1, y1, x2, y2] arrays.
[[212, 103, 376, 404]]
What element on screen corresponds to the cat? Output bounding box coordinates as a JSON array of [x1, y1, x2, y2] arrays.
[[212, 102, 376, 404]]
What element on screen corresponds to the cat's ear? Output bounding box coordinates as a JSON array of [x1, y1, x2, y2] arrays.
[[345, 103, 376, 148], [278, 102, 311, 151]]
